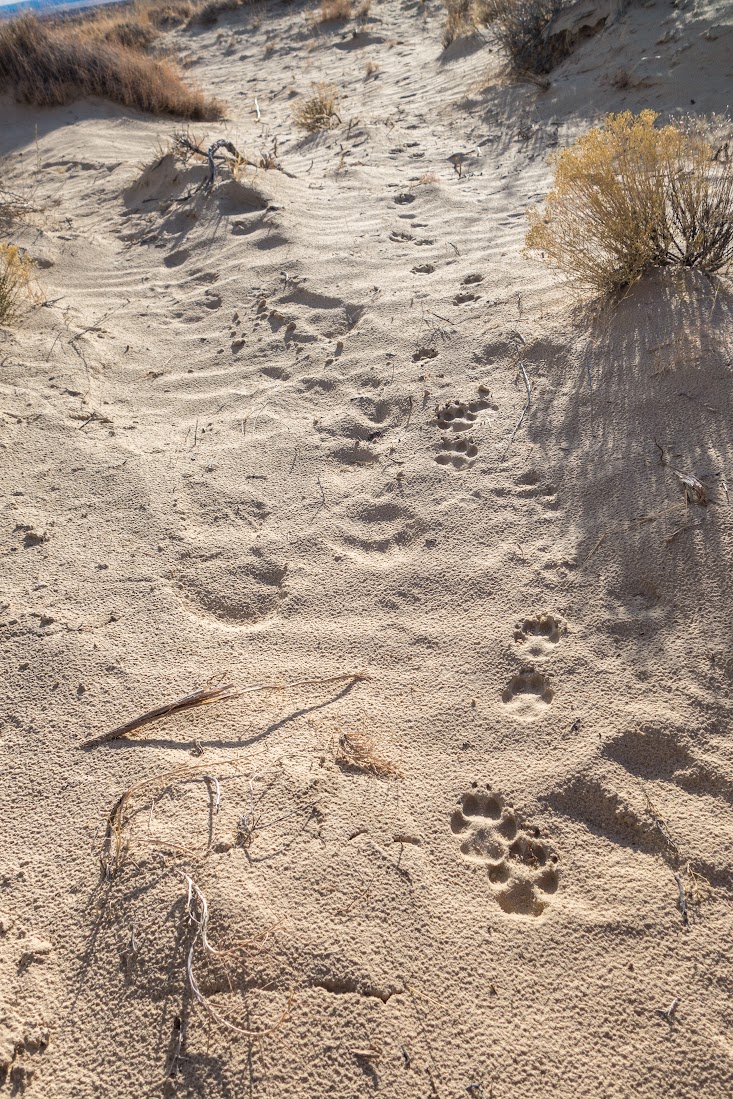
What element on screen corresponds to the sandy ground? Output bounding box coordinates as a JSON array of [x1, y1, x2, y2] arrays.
[[1, 1, 733, 1095]]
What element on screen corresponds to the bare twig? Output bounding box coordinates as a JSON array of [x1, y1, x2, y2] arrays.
[[674, 872, 689, 927], [82, 673, 370, 747], [503, 360, 531, 458], [657, 997, 679, 1021], [81, 685, 239, 748], [174, 134, 244, 193]]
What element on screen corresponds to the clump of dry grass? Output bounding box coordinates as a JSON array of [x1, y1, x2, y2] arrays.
[[191, 0, 252, 26], [442, 0, 490, 48], [336, 731, 401, 779], [319, 0, 353, 21], [0, 14, 223, 119], [526, 111, 733, 294], [484, 0, 566, 74], [102, 20, 159, 51], [0, 245, 37, 325], [0, 187, 32, 230], [293, 82, 341, 133]]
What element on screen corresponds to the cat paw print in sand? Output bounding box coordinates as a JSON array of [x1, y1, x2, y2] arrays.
[[514, 612, 565, 659], [433, 386, 497, 468], [435, 435, 479, 468], [451, 784, 559, 917], [501, 667, 553, 719], [434, 386, 497, 433]]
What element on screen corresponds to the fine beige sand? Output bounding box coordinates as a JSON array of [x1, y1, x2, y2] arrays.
[[1, 1, 733, 1096]]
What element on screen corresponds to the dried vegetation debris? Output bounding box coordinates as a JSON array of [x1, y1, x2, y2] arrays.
[[0, 12, 222, 118]]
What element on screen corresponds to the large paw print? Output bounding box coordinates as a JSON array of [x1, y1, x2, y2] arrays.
[[435, 435, 478, 468], [434, 386, 497, 433], [450, 783, 559, 917]]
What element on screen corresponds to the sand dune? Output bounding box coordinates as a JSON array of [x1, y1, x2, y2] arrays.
[[1, 1, 732, 1095]]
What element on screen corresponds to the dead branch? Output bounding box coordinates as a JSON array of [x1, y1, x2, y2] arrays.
[[173, 134, 244, 192], [81, 685, 240, 748], [81, 672, 370, 748], [503, 360, 531, 458]]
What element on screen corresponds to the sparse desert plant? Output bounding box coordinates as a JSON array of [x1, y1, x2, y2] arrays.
[[0, 14, 222, 119], [192, 0, 250, 26], [485, 0, 566, 74], [442, 0, 488, 48], [526, 111, 733, 293], [354, 0, 372, 24], [102, 20, 159, 51], [0, 244, 37, 325], [319, 0, 353, 21], [293, 82, 341, 132], [0, 188, 31, 229]]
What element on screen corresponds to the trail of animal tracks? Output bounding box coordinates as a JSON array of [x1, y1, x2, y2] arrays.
[[1, 1, 732, 1096]]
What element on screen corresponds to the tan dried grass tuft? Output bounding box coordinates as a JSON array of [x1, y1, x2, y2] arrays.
[[0, 14, 223, 119], [0, 245, 38, 326], [101, 762, 236, 875], [319, 0, 353, 21], [526, 111, 733, 294], [442, 0, 490, 48], [293, 82, 341, 133]]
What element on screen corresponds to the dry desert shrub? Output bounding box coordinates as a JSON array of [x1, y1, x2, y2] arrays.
[[0, 245, 37, 325], [293, 82, 341, 132], [526, 111, 733, 294], [0, 14, 223, 119], [319, 0, 353, 21], [485, 0, 566, 74]]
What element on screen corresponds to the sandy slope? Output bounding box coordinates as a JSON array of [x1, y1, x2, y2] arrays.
[[1, 1, 732, 1095]]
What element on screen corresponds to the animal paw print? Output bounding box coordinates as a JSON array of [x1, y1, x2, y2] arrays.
[[502, 667, 553, 715], [451, 783, 559, 917], [435, 435, 478, 468], [514, 612, 565, 658], [229, 310, 245, 354], [435, 386, 497, 433]]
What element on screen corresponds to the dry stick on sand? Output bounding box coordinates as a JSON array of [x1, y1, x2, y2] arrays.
[[174, 134, 244, 192], [81, 684, 240, 748], [654, 439, 708, 506], [503, 360, 531, 459], [81, 673, 370, 748], [177, 870, 291, 1037], [674, 872, 689, 927]]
